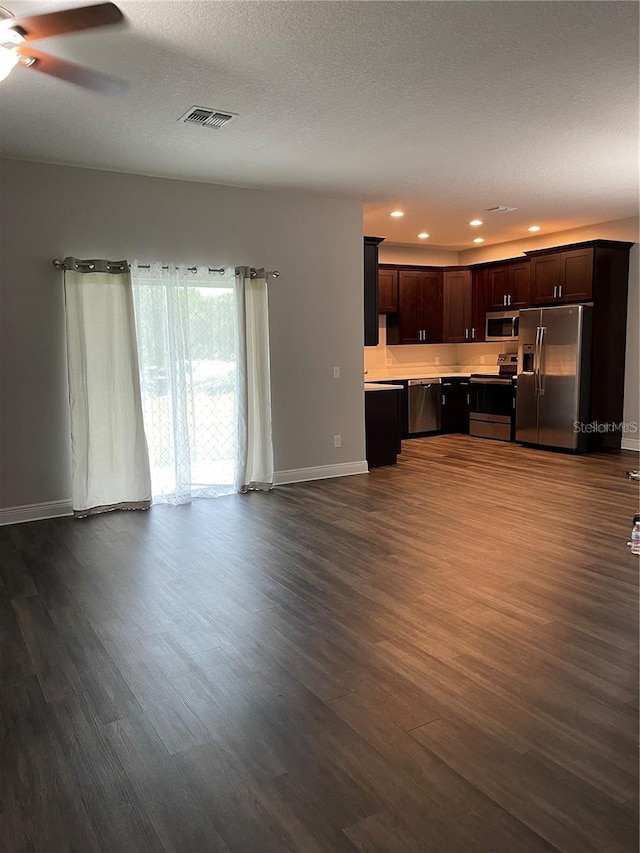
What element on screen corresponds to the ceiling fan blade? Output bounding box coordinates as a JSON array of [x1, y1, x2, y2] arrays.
[[2, 3, 124, 42], [16, 46, 126, 94]]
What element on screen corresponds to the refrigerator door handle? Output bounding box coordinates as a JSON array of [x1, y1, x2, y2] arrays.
[[538, 326, 546, 396], [534, 326, 541, 395]]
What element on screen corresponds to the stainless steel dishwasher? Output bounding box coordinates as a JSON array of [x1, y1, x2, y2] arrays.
[[407, 378, 441, 434]]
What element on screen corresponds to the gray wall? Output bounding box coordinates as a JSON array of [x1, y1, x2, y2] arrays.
[[0, 159, 365, 509]]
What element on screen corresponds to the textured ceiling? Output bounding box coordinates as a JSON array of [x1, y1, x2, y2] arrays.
[[1, 1, 638, 248]]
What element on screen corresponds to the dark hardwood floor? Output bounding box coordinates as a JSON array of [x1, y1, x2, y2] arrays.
[[1, 435, 638, 852]]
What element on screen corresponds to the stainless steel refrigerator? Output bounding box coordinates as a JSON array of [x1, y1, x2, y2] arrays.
[[516, 304, 592, 451]]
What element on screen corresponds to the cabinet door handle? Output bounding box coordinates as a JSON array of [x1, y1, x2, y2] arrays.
[[442, 395, 446, 406], [558, 285, 563, 298], [423, 330, 427, 342], [553, 285, 558, 298], [502, 294, 506, 307], [471, 327, 476, 339], [508, 294, 512, 306]]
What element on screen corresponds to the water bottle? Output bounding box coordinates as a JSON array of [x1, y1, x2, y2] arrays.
[[631, 514, 640, 555]]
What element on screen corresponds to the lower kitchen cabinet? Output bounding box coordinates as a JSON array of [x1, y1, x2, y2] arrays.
[[365, 387, 402, 467], [441, 379, 470, 433]]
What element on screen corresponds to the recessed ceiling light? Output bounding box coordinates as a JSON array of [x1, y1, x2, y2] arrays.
[[473, 237, 485, 243], [390, 210, 404, 218], [417, 232, 429, 239], [469, 219, 483, 227], [528, 225, 541, 232]]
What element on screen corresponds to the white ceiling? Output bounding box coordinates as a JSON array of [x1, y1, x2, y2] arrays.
[[1, 1, 638, 249]]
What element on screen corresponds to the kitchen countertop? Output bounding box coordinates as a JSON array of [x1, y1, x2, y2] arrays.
[[364, 369, 500, 381], [364, 382, 404, 391]]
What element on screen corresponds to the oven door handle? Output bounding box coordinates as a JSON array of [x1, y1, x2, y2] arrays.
[[469, 377, 513, 386]]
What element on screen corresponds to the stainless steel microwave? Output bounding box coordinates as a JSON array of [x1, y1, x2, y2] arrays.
[[485, 310, 519, 342]]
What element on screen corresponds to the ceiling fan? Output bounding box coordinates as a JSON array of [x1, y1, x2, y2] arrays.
[[0, 2, 126, 93]]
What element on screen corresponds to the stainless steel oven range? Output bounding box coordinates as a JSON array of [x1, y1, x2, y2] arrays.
[[469, 354, 518, 441]]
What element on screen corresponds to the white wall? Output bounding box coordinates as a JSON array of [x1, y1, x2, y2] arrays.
[[0, 159, 365, 511], [457, 217, 639, 265], [378, 244, 459, 266]]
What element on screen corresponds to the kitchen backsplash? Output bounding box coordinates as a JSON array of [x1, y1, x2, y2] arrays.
[[364, 315, 517, 374]]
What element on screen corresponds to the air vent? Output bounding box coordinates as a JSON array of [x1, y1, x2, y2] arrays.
[[486, 205, 517, 213], [178, 106, 238, 129]]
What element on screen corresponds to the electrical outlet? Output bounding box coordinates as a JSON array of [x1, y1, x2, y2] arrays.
[[333, 434, 341, 448], [333, 366, 340, 379], [435, 356, 440, 365]]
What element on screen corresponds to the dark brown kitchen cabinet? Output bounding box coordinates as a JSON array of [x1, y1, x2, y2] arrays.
[[365, 387, 401, 467], [530, 247, 593, 304], [470, 266, 489, 341], [487, 260, 530, 310], [386, 269, 443, 345], [441, 379, 470, 433], [561, 248, 594, 301], [377, 268, 398, 313], [364, 236, 384, 346], [442, 269, 472, 342]]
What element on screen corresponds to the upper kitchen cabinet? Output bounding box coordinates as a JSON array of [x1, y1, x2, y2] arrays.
[[442, 269, 473, 343], [470, 266, 489, 341], [487, 260, 530, 310], [529, 245, 593, 304], [386, 268, 443, 344], [378, 268, 398, 313], [364, 236, 384, 346]]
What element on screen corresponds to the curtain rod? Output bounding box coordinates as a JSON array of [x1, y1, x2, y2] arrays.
[[52, 259, 227, 275], [242, 267, 280, 279], [52, 260, 280, 278]]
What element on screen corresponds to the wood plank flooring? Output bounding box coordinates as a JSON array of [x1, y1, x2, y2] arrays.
[[1, 435, 638, 852]]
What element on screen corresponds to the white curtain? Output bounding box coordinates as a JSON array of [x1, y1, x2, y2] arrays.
[[63, 259, 152, 517], [132, 262, 239, 504], [235, 267, 274, 492]]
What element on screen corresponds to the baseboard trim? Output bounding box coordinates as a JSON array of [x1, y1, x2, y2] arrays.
[[621, 437, 640, 451], [274, 461, 369, 486], [0, 499, 73, 527], [1, 464, 371, 522]]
